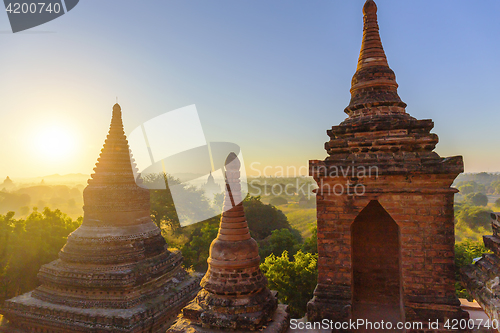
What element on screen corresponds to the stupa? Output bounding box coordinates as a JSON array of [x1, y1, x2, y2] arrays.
[[201, 171, 221, 202], [307, 0, 467, 329], [0, 103, 201, 332], [168, 153, 289, 333]]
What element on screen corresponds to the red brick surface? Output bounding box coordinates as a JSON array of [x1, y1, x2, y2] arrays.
[[307, 0, 466, 328]]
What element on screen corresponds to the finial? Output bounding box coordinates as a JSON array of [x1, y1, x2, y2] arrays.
[[343, 0, 407, 118], [224, 152, 240, 171], [363, 0, 377, 15]]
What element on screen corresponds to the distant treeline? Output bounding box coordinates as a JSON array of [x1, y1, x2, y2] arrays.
[[0, 185, 84, 218], [454, 172, 500, 196]]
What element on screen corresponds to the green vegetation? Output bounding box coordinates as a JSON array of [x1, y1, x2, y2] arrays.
[[281, 207, 316, 239], [0, 208, 81, 303], [495, 198, 500, 208], [455, 172, 500, 193], [454, 240, 491, 299], [454, 173, 500, 206], [145, 173, 214, 231], [269, 196, 288, 206], [180, 217, 219, 271], [455, 203, 492, 242], [260, 250, 318, 319], [300, 224, 318, 254], [258, 228, 302, 259], [463, 192, 488, 206], [243, 196, 292, 240]]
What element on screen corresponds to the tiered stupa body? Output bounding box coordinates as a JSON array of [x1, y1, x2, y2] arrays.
[[307, 0, 467, 329], [168, 153, 289, 333], [0, 104, 201, 333]]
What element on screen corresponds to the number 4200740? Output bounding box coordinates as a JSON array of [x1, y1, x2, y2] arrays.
[[6, 3, 62, 14]]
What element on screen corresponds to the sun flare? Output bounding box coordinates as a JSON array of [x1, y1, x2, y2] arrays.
[[35, 125, 76, 160]]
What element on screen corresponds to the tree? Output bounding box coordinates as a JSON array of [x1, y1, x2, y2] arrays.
[[457, 181, 486, 195], [301, 224, 318, 254], [258, 228, 301, 259], [455, 205, 492, 231], [269, 196, 288, 206], [144, 173, 214, 231], [180, 218, 219, 271], [455, 240, 491, 299], [0, 208, 81, 303], [458, 184, 474, 195], [243, 196, 291, 240], [494, 197, 500, 208], [213, 192, 224, 212], [464, 192, 488, 206], [260, 250, 318, 318]]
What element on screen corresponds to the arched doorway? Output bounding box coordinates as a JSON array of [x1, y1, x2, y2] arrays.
[[351, 200, 403, 330]]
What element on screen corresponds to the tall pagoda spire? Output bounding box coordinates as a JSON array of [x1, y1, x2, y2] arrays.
[[344, 0, 407, 118], [168, 153, 289, 332], [88, 103, 136, 186], [0, 103, 201, 333], [82, 102, 150, 217]]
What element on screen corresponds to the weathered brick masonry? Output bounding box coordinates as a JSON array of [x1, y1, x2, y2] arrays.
[[307, 0, 467, 329]]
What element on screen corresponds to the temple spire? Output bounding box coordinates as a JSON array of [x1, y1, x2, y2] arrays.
[[81, 102, 148, 217], [168, 152, 286, 332], [205, 152, 260, 283], [88, 103, 136, 186], [344, 0, 407, 118], [357, 0, 388, 69], [213, 152, 252, 244]]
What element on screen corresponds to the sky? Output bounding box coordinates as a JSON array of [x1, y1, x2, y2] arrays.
[[0, 0, 499, 179]]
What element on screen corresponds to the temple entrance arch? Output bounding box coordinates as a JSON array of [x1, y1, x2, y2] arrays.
[[351, 200, 403, 328]]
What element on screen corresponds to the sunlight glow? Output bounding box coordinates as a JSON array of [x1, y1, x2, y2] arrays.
[[34, 125, 76, 161]]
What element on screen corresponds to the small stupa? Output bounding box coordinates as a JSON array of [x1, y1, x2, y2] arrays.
[[168, 153, 289, 333]]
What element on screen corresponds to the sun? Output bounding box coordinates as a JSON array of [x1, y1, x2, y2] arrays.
[[35, 125, 76, 160]]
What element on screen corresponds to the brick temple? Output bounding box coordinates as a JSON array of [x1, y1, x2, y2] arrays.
[[168, 153, 289, 333], [307, 0, 467, 328], [461, 213, 500, 322], [0, 104, 201, 333]]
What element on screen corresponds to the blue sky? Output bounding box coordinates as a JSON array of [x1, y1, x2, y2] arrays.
[[0, 0, 499, 178]]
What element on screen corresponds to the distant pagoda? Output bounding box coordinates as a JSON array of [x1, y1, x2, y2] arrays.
[[1, 176, 14, 190], [0, 104, 201, 333], [168, 153, 289, 333], [201, 171, 221, 201]]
